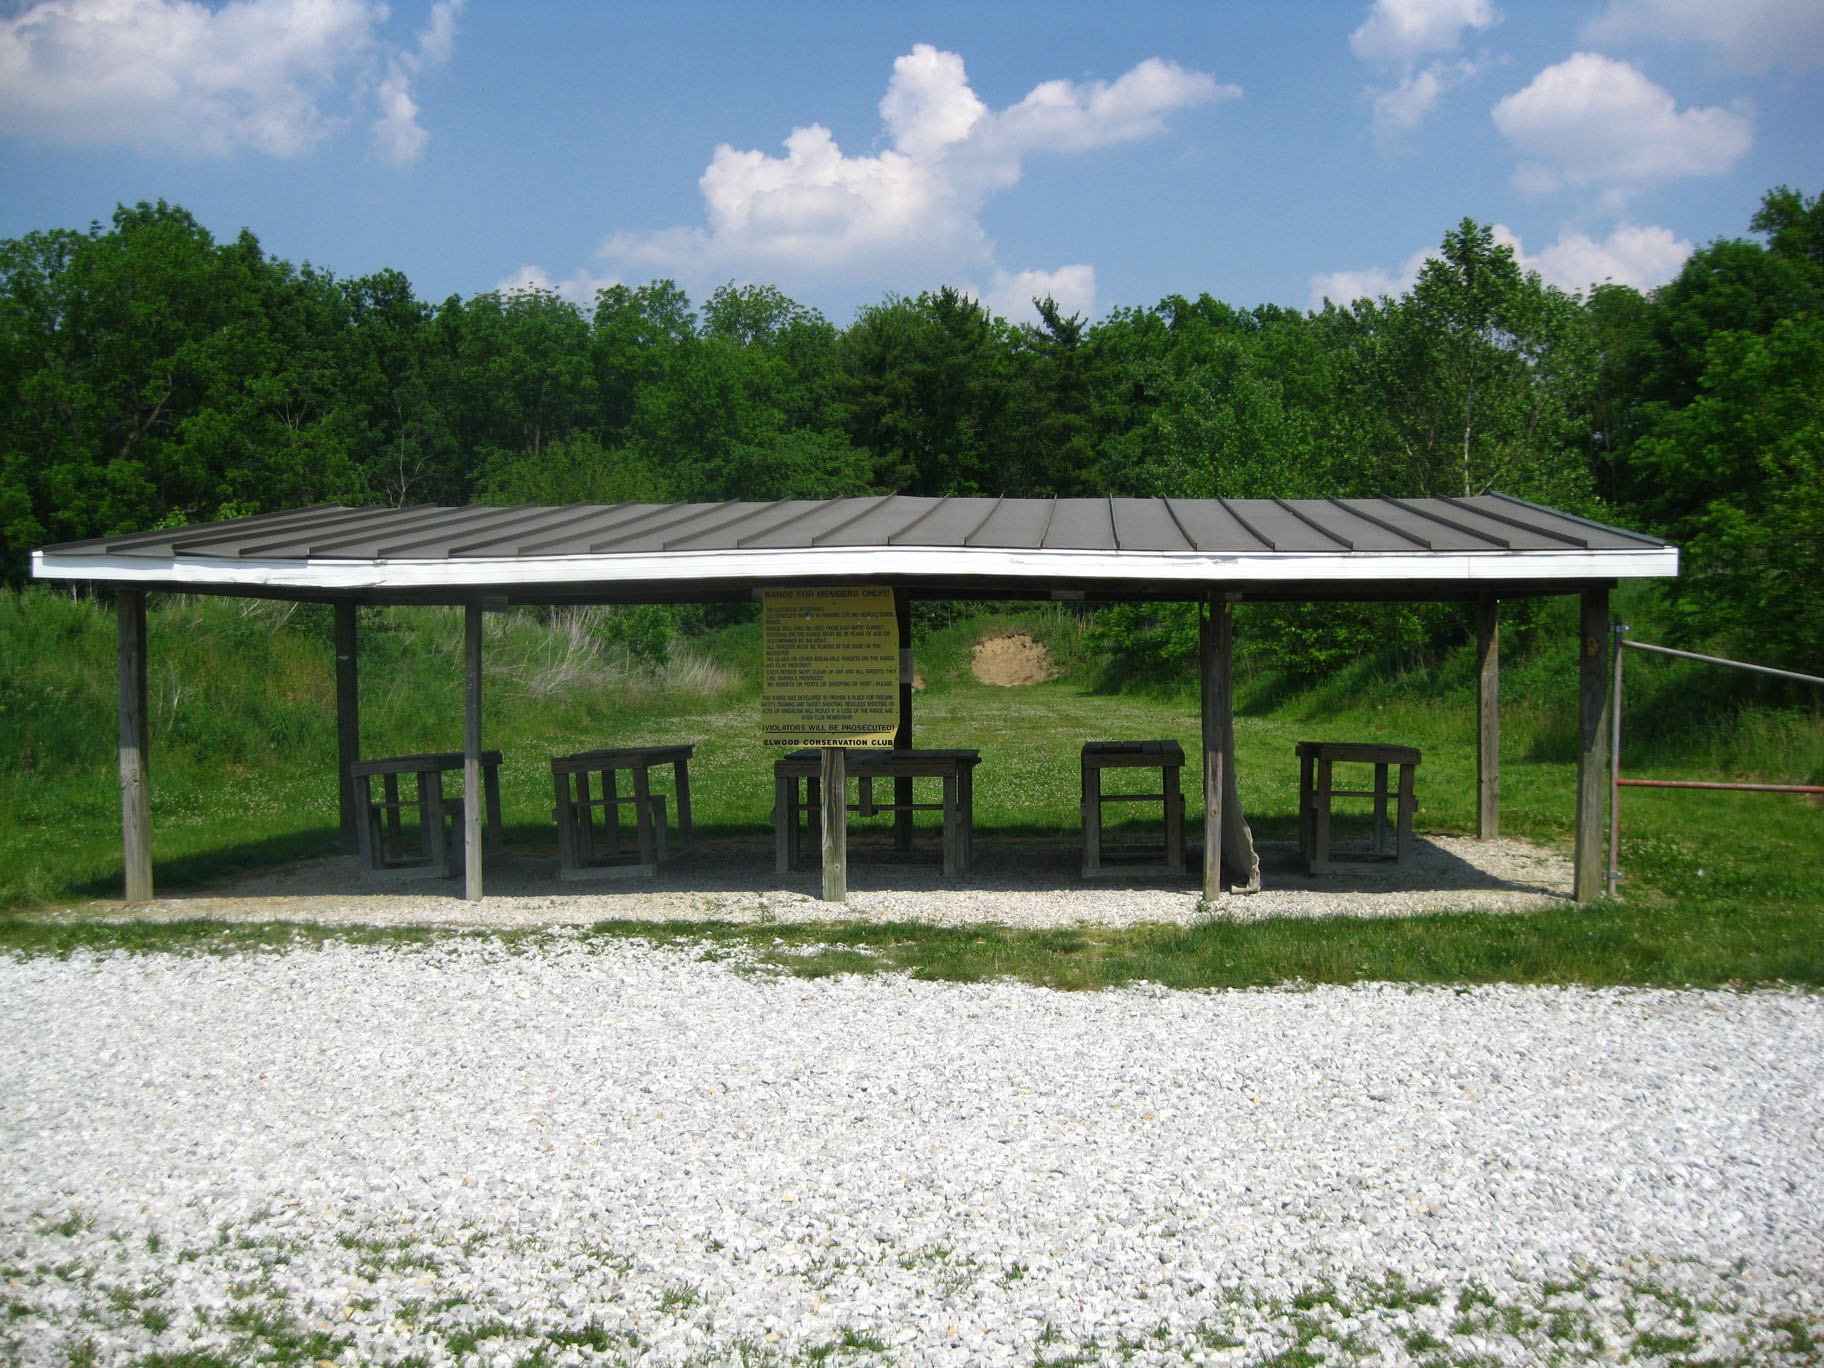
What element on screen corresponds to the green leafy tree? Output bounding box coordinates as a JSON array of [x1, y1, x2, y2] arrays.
[[1612, 188, 1822, 529], [1628, 315, 1824, 666], [627, 334, 868, 502], [341, 268, 459, 506], [1003, 298, 1099, 495], [1350, 219, 1594, 504], [1630, 237, 1819, 419], [0, 201, 367, 579], [1750, 184, 1824, 276], [447, 288, 598, 486], [833, 287, 1014, 495], [1577, 281, 1656, 502], [475, 431, 670, 506], [592, 279, 697, 441], [169, 257, 368, 515]]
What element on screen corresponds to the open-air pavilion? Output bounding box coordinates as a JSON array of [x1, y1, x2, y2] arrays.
[[30, 493, 1678, 908]]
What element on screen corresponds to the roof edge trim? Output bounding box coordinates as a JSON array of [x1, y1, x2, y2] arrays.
[[33, 543, 1681, 593]]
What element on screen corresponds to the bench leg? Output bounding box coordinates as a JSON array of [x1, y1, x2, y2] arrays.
[[423, 772, 450, 875], [1081, 761, 1101, 877], [633, 766, 657, 871], [554, 771, 577, 873], [775, 771, 795, 874], [941, 771, 960, 876], [647, 794, 668, 867], [383, 773, 403, 861], [484, 764, 505, 854], [576, 770, 596, 865], [1396, 762, 1416, 866], [354, 776, 380, 871], [1164, 764, 1185, 874], [674, 758, 693, 853], [959, 765, 975, 871], [1372, 761, 1389, 855], [600, 770, 622, 859], [1313, 757, 1334, 873], [1297, 752, 1315, 868]]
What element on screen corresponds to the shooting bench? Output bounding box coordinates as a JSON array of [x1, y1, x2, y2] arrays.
[[351, 750, 504, 880], [1296, 740, 1421, 874], [774, 748, 980, 876], [1081, 739, 1187, 878], [551, 744, 696, 878]]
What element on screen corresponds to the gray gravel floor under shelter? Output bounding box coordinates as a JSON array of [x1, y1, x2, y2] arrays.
[[4, 923, 1822, 1367], [106, 833, 1578, 931]]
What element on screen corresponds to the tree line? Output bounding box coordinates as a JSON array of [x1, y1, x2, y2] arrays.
[[2, 188, 1819, 666]]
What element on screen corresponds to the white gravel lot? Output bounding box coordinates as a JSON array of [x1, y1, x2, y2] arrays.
[[3, 934, 1821, 1366]]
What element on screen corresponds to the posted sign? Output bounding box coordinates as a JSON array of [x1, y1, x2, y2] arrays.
[[761, 587, 899, 747]]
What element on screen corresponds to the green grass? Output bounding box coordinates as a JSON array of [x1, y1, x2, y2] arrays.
[[2, 587, 1819, 990]]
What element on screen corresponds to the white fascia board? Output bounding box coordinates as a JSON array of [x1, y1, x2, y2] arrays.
[[31, 544, 1679, 591]]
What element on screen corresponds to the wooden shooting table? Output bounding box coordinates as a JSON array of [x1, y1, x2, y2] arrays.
[[351, 750, 504, 880], [1296, 740, 1421, 874], [774, 748, 980, 876], [1081, 740, 1186, 878], [551, 744, 696, 878]]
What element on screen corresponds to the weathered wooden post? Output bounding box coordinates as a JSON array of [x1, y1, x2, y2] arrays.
[[1573, 587, 1611, 901], [894, 589, 913, 853], [335, 600, 360, 854], [1199, 594, 1233, 900], [821, 745, 847, 903], [463, 600, 485, 901], [117, 589, 152, 903], [1476, 594, 1499, 839]]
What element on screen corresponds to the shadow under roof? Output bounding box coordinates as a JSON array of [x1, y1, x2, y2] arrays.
[[32, 494, 1676, 605]]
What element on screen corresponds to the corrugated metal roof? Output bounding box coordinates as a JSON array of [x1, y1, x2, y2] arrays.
[[31, 494, 1676, 602]]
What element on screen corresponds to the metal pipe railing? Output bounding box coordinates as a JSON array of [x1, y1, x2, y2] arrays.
[[1608, 625, 1823, 892], [1619, 638, 1824, 688]]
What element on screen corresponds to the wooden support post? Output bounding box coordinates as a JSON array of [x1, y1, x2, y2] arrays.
[[334, 601, 360, 854], [117, 589, 153, 904], [463, 601, 485, 901], [1574, 588, 1611, 901], [1199, 595, 1232, 900], [820, 745, 847, 903], [894, 589, 913, 852], [1476, 594, 1499, 840]]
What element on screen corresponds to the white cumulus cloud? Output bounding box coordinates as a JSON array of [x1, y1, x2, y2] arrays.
[[585, 44, 1234, 310], [877, 43, 987, 161], [1307, 245, 1436, 309], [1308, 220, 1692, 308], [1351, 0, 1499, 64], [372, 0, 465, 165], [1582, 0, 1824, 74], [1522, 223, 1693, 292], [494, 262, 618, 304], [982, 265, 1098, 327], [1368, 58, 1486, 141], [1492, 53, 1751, 196], [1351, 0, 1498, 141], [0, 0, 461, 162]]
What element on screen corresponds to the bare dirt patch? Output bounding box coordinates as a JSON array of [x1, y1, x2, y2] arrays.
[[971, 632, 1056, 686]]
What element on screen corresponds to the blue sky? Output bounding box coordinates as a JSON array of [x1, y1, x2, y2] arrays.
[[2, 0, 1820, 325]]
